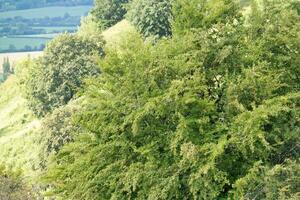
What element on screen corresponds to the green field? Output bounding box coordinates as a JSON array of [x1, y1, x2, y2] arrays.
[[12, 33, 58, 38], [33, 26, 77, 33], [0, 37, 50, 51], [0, 6, 92, 19]]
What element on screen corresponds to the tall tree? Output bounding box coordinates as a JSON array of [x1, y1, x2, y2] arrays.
[[21, 33, 105, 116], [43, 0, 300, 199], [91, 0, 129, 29], [2, 57, 11, 80], [127, 0, 173, 38]]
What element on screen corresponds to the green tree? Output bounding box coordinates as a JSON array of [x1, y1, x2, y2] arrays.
[[38, 102, 81, 169], [2, 57, 10, 74], [21, 33, 105, 116], [91, 0, 129, 29], [246, 0, 300, 92], [44, 0, 300, 199], [234, 160, 300, 200], [2, 57, 11, 81], [127, 0, 172, 38], [172, 0, 240, 35]]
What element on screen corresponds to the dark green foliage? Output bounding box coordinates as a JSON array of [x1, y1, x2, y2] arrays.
[[91, 0, 129, 29], [0, 57, 13, 83], [127, 0, 172, 38], [41, 0, 300, 199], [2, 57, 11, 75], [39, 103, 81, 169], [0, 165, 33, 200], [21, 33, 104, 116]]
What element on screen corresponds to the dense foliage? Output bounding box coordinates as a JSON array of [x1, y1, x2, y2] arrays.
[[39, 0, 300, 199], [38, 103, 81, 169], [127, 0, 172, 38], [91, 0, 129, 29], [172, 0, 240, 35], [20, 33, 104, 116]]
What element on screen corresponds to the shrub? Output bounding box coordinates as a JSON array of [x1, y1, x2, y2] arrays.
[[172, 0, 240, 34], [38, 102, 81, 169], [44, 0, 300, 199], [21, 33, 104, 116], [91, 0, 129, 29], [127, 0, 172, 38]]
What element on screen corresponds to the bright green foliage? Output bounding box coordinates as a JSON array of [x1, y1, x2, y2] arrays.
[[20, 33, 104, 116], [39, 0, 300, 199], [78, 14, 103, 40], [172, 0, 241, 35], [91, 0, 129, 29], [246, 0, 300, 92], [234, 160, 300, 200], [127, 0, 172, 38], [226, 64, 283, 114]]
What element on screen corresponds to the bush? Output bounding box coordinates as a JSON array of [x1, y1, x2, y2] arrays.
[[44, 0, 300, 199], [91, 0, 129, 29], [0, 165, 33, 200], [172, 0, 240, 35], [38, 102, 81, 169], [127, 0, 172, 38], [21, 33, 105, 116]]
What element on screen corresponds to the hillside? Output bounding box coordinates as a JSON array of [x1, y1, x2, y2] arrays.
[[0, 18, 134, 137], [0, 19, 135, 196], [102, 20, 136, 48], [0, 0, 299, 199], [0, 76, 42, 181]]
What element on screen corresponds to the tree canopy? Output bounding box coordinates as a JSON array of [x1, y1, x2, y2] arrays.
[[127, 0, 173, 38], [91, 0, 129, 29], [41, 0, 300, 199], [20, 33, 105, 116]]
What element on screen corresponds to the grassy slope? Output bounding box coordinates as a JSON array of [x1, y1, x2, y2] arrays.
[[102, 20, 137, 49], [0, 20, 135, 184], [0, 76, 42, 182], [0, 3, 252, 195]]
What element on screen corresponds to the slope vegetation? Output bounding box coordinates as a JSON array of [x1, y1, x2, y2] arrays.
[[0, 19, 134, 193], [0, 75, 42, 183]]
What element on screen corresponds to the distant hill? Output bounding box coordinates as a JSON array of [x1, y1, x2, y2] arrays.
[[0, 0, 93, 12]]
